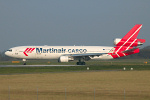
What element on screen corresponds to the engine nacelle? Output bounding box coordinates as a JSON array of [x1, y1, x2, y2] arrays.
[[114, 38, 121, 46], [114, 38, 145, 46], [58, 56, 74, 62], [58, 56, 69, 62]]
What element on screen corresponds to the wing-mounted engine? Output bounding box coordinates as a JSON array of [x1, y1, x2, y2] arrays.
[[58, 56, 74, 62]]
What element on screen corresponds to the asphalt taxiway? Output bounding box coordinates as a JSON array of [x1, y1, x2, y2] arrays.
[[0, 65, 80, 67]]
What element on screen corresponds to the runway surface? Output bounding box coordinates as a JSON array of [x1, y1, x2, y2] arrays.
[[0, 65, 80, 67]]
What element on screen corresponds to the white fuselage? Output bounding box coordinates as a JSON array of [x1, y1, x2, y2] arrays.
[[5, 46, 114, 60]]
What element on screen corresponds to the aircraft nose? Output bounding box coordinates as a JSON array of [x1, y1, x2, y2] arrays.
[[5, 49, 13, 56], [5, 51, 9, 56]]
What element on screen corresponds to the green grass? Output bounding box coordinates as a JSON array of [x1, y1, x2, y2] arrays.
[[0, 59, 150, 74], [0, 58, 149, 65], [0, 64, 150, 74]]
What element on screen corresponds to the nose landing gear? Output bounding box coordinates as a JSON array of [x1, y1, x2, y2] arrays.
[[23, 59, 26, 65]]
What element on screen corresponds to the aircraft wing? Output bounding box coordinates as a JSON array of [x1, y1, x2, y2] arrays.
[[66, 53, 106, 57]]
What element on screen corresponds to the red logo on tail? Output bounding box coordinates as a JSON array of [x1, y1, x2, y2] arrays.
[[23, 48, 35, 56], [109, 24, 145, 58]]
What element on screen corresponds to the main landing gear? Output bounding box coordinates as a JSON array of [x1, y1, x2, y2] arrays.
[[76, 59, 86, 65], [76, 62, 85, 65]]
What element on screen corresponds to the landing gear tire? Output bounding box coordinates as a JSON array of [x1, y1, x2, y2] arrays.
[[23, 62, 26, 65], [76, 62, 85, 65]]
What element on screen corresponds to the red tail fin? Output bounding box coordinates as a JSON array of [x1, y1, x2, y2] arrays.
[[122, 24, 142, 40], [116, 24, 142, 47], [109, 24, 145, 58]]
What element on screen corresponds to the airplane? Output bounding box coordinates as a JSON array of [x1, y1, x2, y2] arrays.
[[5, 24, 145, 65]]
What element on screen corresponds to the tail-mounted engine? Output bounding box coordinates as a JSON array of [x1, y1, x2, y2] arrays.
[[114, 38, 145, 47]]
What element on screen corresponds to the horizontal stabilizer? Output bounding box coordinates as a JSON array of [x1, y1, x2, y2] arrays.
[[122, 46, 140, 53]]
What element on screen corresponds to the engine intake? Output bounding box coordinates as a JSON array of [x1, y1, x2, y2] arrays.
[[114, 38, 121, 46]]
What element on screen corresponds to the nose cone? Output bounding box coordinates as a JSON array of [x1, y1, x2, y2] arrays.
[[5, 49, 13, 57], [5, 51, 9, 56]]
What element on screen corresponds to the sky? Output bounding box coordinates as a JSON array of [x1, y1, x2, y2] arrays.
[[0, 0, 150, 51]]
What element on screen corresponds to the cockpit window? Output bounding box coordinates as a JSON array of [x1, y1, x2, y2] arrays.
[[7, 49, 12, 52]]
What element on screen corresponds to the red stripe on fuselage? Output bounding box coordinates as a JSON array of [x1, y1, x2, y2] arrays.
[[23, 48, 29, 56], [30, 48, 35, 53], [27, 48, 32, 53], [23, 48, 35, 56]]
